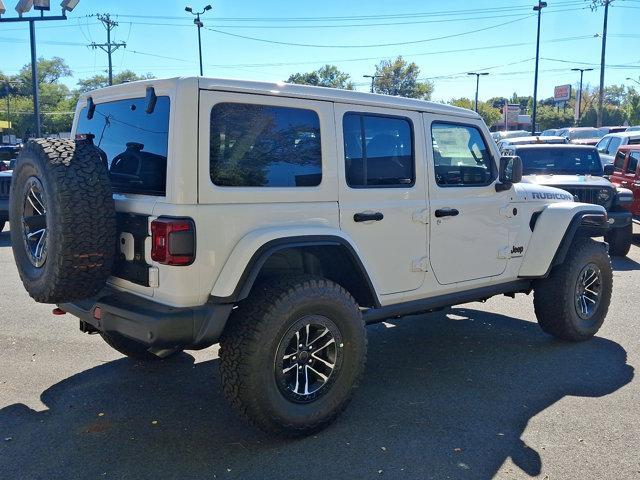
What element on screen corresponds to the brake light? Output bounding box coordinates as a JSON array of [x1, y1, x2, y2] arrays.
[[151, 217, 195, 266]]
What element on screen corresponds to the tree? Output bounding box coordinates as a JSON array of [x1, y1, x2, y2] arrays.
[[13, 57, 72, 96], [286, 65, 354, 90], [77, 70, 155, 93], [624, 88, 640, 126], [448, 98, 502, 127], [373, 56, 434, 100]]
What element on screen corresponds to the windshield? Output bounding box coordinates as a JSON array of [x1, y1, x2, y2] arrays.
[[76, 96, 170, 196], [518, 148, 603, 176], [540, 129, 557, 136], [569, 129, 599, 140]]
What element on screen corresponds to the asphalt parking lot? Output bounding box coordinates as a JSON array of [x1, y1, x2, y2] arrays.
[[1, 224, 639, 480]]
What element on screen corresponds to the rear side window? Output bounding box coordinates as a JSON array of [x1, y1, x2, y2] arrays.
[[210, 103, 322, 187], [431, 123, 495, 186], [343, 113, 414, 188], [76, 96, 170, 196], [628, 152, 639, 173]]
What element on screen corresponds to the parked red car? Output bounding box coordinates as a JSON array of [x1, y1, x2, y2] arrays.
[[609, 145, 640, 216]]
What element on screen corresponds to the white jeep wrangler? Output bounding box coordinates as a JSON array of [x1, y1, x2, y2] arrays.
[[9, 78, 613, 436]]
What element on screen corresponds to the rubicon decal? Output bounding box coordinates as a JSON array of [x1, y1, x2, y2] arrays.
[[531, 191, 573, 201]]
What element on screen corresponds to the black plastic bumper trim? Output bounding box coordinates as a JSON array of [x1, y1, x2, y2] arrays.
[[60, 288, 233, 351]]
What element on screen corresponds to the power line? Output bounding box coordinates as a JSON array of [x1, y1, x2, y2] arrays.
[[203, 15, 535, 49], [90, 13, 127, 85]]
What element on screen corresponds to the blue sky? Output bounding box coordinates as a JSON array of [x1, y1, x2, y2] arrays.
[[0, 0, 638, 101]]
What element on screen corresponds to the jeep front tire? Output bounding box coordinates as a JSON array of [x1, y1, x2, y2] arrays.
[[533, 238, 612, 341], [219, 275, 367, 437]]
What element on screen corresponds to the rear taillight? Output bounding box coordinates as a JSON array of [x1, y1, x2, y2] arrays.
[[151, 217, 195, 266]]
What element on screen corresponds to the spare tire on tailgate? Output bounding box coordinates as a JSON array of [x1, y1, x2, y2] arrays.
[[9, 138, 116, 303]]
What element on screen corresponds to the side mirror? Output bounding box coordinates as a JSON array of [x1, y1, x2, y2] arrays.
[[496, 155, 522, 192], [603, 164, 615, 176]]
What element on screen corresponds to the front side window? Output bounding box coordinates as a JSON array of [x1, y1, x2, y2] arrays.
[[628, 152, 639, 174], [596, 137, 610, 153], [431, 123, 495, 186], [76, 96, 170, 196], [607, 137, 622, 155], [614, 151, 627, 171], [209, 103, 321, 187], [343, 113, 414, 188]]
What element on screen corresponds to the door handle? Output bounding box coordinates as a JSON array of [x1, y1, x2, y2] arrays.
[[353, 212, 384, 222], [434, 208, 460, 218]]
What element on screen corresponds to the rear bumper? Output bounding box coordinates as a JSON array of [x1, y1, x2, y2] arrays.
[[60, 288, 233, 351], [608, 210, 632, 229]]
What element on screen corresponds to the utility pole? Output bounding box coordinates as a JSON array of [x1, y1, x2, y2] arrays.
[[363, 74, 379, 93], [596, 0, 612, 128], [571, 67, 593, 124], [467, 72, 489, 112], [91, 13, 126, 86], [185, 5, 212, 76], [531, 1, 547, 135]]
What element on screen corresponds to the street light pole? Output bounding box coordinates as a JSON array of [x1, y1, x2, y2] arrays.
[[531, 1, 547, 135], [363, 74, 379, 93], [467, 72, 489, 112], [185, 4, 212, 76], [28, 19, 41, 137], [627, 77, 640, 87], [571, 67, 593, 125], [596, 0, 612, 128], [0, 1, 81, 138]]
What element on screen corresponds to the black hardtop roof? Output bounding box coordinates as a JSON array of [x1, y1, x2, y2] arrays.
[[513, 144, 597, 150]]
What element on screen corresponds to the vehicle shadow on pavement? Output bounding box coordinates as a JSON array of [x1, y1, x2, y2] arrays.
[[0, 309, 633, 480], [612, 255, 640, 271]]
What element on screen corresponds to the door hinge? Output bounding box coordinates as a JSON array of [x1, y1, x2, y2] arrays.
[[412, 257, 429, 272], [412, 209, 429, 224]]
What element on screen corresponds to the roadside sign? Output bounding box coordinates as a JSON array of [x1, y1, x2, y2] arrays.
[[503, 104, 520, 127], [554, 84, 572, 102]]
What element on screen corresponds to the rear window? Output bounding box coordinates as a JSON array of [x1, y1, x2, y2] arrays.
[[518, 148, 603, 176], [76, 96, 170, 196], [209, 103, 322, 187]]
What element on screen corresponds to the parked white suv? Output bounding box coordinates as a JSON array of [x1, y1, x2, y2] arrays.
[[9, 78, 613, 436], [596, 131, 640, 165]]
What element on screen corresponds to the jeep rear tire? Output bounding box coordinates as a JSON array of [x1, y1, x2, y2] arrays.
[[533, 238, 612, 342], [9, 139, 116, 303], [605, 223, 632, 257], [219, 275, 367, 437]]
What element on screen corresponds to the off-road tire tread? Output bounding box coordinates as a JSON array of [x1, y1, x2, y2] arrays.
[[10, 138, 116, 303], [605, 223, 632, 257], [219, 275, 366, 437], [533, 238, 612, 341]]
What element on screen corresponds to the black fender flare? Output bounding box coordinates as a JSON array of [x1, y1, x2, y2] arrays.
[[210, 235, 380, 307]]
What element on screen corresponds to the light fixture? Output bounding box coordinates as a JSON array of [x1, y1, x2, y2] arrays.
[[185, 5, 192, 12], [204, 4, 211, 10], [15, 0, 33, 14], [0, 0, 6, 16], [34, 0, 50, 11], [60, 0, 79, 12]]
